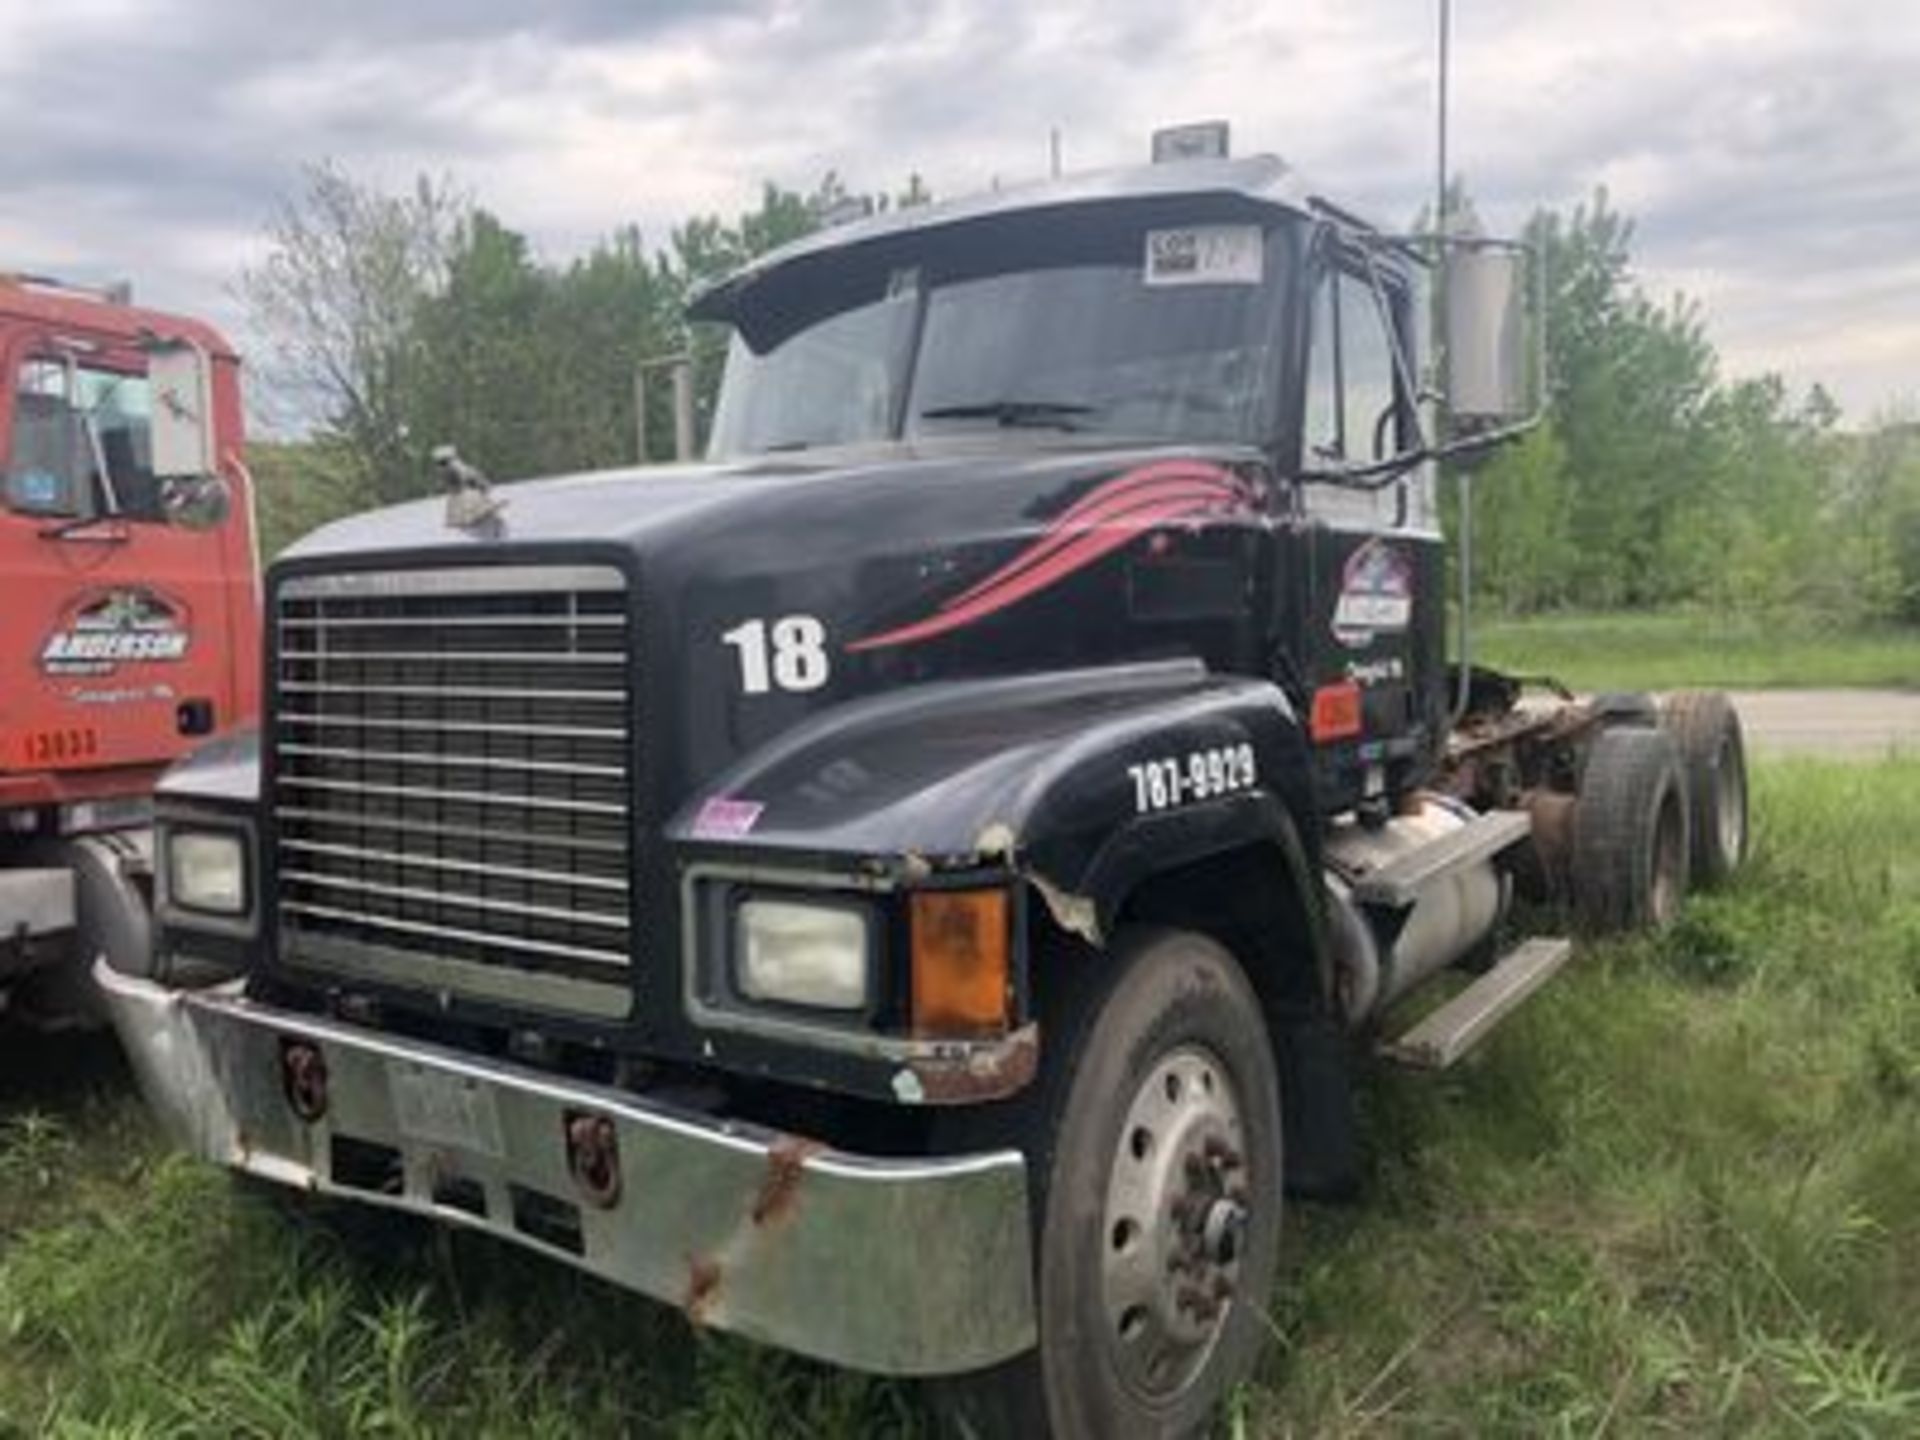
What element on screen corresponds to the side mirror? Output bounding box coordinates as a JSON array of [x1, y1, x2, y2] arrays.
[[636, 353, 697, 463], [1442, 240, 1540, 433], [160, 474, 232, 530], [148, 341, 218, 481]]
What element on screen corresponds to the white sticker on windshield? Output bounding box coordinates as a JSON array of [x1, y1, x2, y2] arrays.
[[1144, 225, 1264, 287]]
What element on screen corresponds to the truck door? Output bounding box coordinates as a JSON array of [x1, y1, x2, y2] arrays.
[[0, 328, 250, 781], [1292, 244, 1447, 814]]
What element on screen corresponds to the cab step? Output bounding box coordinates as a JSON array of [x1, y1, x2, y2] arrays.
[[1350, 809, 1531, 909], [1378, 937, 1574, 1069]]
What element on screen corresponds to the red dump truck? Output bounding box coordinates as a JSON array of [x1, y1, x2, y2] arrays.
[[0, 272, 258, 1025]]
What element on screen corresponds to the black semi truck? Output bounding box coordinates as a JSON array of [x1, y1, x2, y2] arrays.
[[104, 139, 1748, 1437]]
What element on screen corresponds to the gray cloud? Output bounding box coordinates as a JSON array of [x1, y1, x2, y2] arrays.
[[1, 0, 1914, 420]]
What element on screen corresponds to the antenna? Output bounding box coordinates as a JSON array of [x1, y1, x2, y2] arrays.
[[1435, 0, 1451, 241], [1049, 127, 1062, 178], [1434, 0, 1476, 727]]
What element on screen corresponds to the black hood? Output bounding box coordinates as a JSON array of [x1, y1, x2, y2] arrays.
[[273, 437, 1280, 810], [278, 437, 1262, 566]]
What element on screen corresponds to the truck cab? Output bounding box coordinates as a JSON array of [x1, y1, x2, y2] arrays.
[[0, 274, 258, 1021], [101, 146, 1745, 1439], [685, 155, 1447, 819]]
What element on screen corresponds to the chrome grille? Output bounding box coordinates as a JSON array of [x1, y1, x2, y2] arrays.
[[272, 564, 634, 1019]]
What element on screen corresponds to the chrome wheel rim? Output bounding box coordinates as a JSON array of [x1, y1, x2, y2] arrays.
[[1716, 735, 1747, 862], [1650, 792, 1685, 927], [1100, 1043, 1248, 1400]]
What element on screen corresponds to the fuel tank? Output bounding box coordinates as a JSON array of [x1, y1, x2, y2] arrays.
[[1322, 797, 1508, 1027]]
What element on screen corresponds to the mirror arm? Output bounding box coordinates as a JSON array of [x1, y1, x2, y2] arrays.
[[1297, 450, 1432, 492], [1297, 402, 1545, 492], [1432, 405, 1546, 464]]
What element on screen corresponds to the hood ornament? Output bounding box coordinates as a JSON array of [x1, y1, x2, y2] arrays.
[[434, 444, 505, 536]]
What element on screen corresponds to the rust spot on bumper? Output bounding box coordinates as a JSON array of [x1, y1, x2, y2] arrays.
[[752, 1136, 825, 1228], [906, 1022, 1040, 1104]]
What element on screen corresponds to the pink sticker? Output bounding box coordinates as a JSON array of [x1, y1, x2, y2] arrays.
[[693, 796, 764, 839]]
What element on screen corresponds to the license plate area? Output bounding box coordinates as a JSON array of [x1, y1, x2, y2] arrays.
[[387, 1060, 505, 1157]]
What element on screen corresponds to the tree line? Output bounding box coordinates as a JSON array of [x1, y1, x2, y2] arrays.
[[243, 162, 916, 547], [1467, 190, 1920, 622], [243, 165, 1920, 623]]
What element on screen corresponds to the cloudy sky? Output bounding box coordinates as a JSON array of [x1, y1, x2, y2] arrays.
[[3, 0, 1915, 422]]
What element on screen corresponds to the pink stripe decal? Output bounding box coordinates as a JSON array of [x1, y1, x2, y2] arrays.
[[938, 471, 1245, 611], [848, 461, 1254, 652]]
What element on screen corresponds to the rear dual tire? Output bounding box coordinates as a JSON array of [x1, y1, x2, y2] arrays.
[[1659, 690, 1749, 886], [1572, 727, 1690, 934]]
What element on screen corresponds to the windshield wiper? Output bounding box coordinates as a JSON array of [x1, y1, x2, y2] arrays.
[[919, 399, 1097, 431]]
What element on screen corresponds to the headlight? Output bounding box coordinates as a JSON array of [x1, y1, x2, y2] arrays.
[[167, 829, 247, 916], [735, 898, 870, 1010]]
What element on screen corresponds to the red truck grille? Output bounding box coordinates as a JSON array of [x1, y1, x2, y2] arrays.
[[270, 564, 635, 1020]]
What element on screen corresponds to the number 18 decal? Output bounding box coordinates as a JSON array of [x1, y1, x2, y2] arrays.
[[722, 615, 831, 694]]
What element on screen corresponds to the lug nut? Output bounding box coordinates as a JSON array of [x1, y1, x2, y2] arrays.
[[1204, 1136, 1244, 1171]]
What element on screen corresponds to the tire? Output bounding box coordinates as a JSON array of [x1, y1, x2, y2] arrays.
[[1589, 691, 1658, 728], [1572, 727, 1690, 934], [27, 832, 155, 979], [931, 928, 1284, 1440], [11, 833, 153, 1026], [1659, 690, 1749, 886]]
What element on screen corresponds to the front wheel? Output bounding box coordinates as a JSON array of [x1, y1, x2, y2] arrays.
[[934, 928, 1284, 1439]]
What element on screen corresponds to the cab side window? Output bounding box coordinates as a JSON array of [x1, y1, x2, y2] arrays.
[[4, 356, 160, 521], [1301, 261, 1412, 466], [1340, 272, 1401, 461], [5, 359, 90, 517], [1303, 281, 1340, 461]]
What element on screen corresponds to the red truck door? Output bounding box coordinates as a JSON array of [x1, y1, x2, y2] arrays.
[[0, 319, 258, 792]]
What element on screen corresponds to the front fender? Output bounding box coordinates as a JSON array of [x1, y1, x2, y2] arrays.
[[154, 725, 260, 808], [668, 660, 1321, 929]]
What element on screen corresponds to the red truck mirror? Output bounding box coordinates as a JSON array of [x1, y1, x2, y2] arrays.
[[147, 339, 231, 529], [148, 340, 217, 480]]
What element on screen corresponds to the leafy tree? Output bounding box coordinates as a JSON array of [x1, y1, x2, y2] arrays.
[[1467, 422, 1575, 613], [1525, 190, 1722, 607], [239, 161, 466, 505], [1450, 183, 1905, 622], [242, 167, 910, 497]]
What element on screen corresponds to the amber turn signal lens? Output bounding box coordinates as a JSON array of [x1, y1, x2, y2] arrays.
[[1311, 681, 1363, 743], [910, 889, 1011, 1036]]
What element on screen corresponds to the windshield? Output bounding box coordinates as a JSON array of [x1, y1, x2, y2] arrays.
[[706, 215, 1289, 457], [4, 355, 162, 521]]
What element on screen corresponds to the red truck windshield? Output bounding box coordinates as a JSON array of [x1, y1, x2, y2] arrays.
[[707, 219, 1290, 457], [5, 354, 165, 521]]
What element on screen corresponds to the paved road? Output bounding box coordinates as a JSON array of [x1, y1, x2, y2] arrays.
[[1726, 689, 1920, 759]]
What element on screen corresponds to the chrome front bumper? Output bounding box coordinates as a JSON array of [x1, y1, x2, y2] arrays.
[[96, 963, 1035, 1376]]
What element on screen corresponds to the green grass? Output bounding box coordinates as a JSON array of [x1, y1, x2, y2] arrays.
[[6, 759, 1920, 1436], [1245, 756, 1920, 1435], [1476, 611, 1920, 692]]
